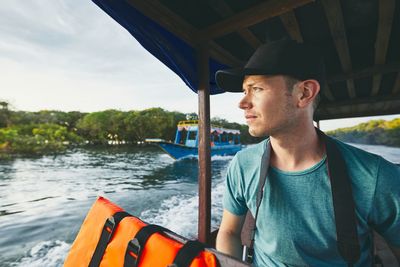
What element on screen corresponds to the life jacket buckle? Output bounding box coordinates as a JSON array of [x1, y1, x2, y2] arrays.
[[127, 238, 141, 260], [104, 216, 116, 234]]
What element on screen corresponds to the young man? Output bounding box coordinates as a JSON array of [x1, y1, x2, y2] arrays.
[[215, 40, 400, 266]]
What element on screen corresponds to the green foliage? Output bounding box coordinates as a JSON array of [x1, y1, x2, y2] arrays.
[[327, 118, 400, 147], [76, 109, 125, 144], [0, 123, 83, 156], [1, 106, 263, 157]]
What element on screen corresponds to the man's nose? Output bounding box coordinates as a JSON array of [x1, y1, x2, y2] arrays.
[[238, 94, 252, 110]]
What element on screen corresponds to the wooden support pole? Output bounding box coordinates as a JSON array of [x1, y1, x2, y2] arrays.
[[197, 44, 211, 245]]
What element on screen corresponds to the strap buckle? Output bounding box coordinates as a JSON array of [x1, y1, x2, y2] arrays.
[[104, 217, 115, 234], [127, 238, 141, 261], [242, 246, 254, 263]]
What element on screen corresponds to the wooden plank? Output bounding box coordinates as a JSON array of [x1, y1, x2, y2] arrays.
[[327, 62, 400, 83], [324, 84, 335, 101], [315, 101, 400, 120], [371, 0, 396, 96], [209, 41, 244, 67], [315, 93, 400, 119], [280, 10, 303, 43], [393, 73, 400, 94], [346, 80, 356, 98], [197, 0, 314, 41], [126, 0, 195, 45], [322, 94, 400, 107], [197, 44, 212, 245], [321, 0, 356, 98], [126, 0, 242, 67], [208, 0, 262, 49]]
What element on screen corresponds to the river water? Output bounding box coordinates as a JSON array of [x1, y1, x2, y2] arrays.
[[0, 143, 399, 266]]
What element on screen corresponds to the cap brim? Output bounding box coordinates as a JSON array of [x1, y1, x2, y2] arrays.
[[215, 68, 245, 92], [215, 68, 278, 92]]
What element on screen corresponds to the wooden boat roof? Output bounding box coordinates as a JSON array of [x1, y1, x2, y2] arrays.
[[93, 0, 400, 121]]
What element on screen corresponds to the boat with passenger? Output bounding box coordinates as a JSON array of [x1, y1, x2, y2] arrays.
[[147, 120, 242, 159], [63, 1, 400, 266]]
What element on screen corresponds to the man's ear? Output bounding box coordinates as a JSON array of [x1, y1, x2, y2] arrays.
[[296, 79, 320, 108]]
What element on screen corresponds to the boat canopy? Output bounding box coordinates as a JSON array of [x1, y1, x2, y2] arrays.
[[211, 127, 240, 135], [91, 0, 400, 248], [177, 120, 240, 134], [92, 0, 400, 121]]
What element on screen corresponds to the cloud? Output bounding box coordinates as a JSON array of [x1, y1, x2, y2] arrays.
[[0, 0, 200, 114], [1, 1, 397, 130]]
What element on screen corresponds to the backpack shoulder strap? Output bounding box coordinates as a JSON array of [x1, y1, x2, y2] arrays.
[[243, 140, 271, 263], [319, 129, 361, 266]]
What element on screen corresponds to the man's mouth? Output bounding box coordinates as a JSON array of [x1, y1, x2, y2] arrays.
[[245, 114, 257, 121]]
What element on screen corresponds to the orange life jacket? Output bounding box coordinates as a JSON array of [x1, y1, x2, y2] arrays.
[[64, 196, 218, 267]]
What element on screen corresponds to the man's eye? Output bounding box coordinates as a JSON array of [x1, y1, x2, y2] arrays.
[[253, 87, 262, 92]]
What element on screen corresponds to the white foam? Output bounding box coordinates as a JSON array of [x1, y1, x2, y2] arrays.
[[211, 155, 234, 161], [11, 240, 70, 267], [140, 178, 226, 239]]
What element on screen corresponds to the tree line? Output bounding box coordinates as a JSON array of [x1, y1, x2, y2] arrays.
[[0, 103, 260, 156], [327, 118, 400, 147]]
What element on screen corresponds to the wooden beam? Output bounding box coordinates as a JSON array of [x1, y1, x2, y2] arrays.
[[126, 0, 195, 45], [278, 9, 335, 102], [321, 94, 400, 109], [208, 0, 262, 49], [197, 0, 314, 41], [371, 0, 396, 96], [280, 10, 303, 43], [316, 104, 400, 120], [126, 0, 242, 67], [346, 80, 356, 98], [323, 84, 335, 101], [327, 62, 400, 83], [316, 93, 400, 120], [393, 73, 400, 95], [197, 44, 212, 245], [321, 0, 356, 98], [209, 42, 244, 67]]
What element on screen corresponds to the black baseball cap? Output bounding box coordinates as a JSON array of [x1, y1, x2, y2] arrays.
[[215, 39, 326, 92]]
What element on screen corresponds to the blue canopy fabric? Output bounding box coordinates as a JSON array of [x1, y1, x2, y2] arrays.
[[92, 0, 228, 95]]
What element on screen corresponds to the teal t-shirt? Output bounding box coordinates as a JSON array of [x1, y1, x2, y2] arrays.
[[223, 138, 400, 266]]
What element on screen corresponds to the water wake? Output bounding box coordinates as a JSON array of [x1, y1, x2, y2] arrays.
[[11, 240, 70, 267]]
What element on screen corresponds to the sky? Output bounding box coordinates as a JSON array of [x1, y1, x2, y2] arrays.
[[1, 0, 398, 131]]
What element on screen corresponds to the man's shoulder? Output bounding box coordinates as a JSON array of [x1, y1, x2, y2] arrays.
[[236, 138, 268, 159], [329, 137, 399, 180], [229, 138, 268, 168], [330, 137, 382, 164]]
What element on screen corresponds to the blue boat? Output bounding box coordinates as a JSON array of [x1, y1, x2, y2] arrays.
[[148, 120, 242, 159]]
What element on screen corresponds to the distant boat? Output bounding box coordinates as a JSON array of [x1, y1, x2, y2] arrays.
[[146, 120, 242, 159]]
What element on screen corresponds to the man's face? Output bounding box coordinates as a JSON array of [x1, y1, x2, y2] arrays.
[[239, 75, 298, 137]]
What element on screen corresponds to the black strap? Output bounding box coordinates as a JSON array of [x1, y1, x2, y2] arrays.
[[89, 211, 131, 267], [124, 224, 169, 267], [244, 141, 271, 263], [321, 130, 361, 265], [172, 240, 206, 267]]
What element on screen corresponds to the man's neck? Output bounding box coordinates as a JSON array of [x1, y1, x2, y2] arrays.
[[269, 122, 325, 172]]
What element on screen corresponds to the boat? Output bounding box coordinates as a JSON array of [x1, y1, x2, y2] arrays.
[[87, 1, 400, 266], [147, 120, 242, 159]]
